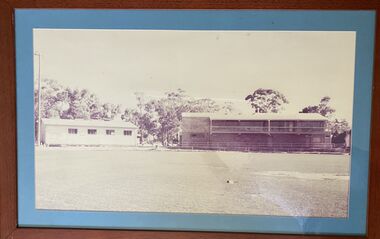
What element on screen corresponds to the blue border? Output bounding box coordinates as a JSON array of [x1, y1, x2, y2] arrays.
[[15, 10, 376, 235]]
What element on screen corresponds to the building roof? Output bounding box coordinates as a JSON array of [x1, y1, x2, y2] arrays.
[[181, 112, 328, 121], [42, 118, 138, 128]]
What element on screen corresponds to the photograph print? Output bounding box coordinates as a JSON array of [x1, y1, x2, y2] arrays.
[[33, 29, 355, 218]]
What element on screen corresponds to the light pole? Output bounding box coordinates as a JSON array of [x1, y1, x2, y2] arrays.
[[34, 52, 42, 146]]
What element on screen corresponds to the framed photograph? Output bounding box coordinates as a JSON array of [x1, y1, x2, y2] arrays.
[[1, 1, 379, 239]]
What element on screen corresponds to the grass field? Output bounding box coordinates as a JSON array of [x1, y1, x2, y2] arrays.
[[35, 148, 350, 217]]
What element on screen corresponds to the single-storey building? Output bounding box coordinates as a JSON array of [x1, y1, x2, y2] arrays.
[[180, 113, 332, 152], [41, 118, 138, 146]]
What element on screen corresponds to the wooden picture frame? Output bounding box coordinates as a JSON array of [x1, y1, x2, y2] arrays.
[[0, 1, 379, 238]]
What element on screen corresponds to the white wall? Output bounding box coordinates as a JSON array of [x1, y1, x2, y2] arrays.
[[43, 125, 137, 146]]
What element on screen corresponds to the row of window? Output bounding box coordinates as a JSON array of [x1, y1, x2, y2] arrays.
[[68, 128, 132, 136]]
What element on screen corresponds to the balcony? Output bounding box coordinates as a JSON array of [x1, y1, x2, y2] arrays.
[[211, 126, 327, 134], [211, 126, 269, 133]]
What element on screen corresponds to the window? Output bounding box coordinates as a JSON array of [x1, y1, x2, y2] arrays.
[[239, 120, 266, 127], [270, 121, 286, 127], [298, 121, 324, 127], [212, 120, 240, 126], [124, 130, 132, 136], [106, 129, 115, 135], [312, 137, 322, 143], [68, 128, 78, 134], [88, 129, 97, 135]]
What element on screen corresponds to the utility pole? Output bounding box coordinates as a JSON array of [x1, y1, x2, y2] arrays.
[[34, 52, 42, 146]]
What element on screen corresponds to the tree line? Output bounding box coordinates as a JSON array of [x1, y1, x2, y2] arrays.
[[35, 79, 350, 145]]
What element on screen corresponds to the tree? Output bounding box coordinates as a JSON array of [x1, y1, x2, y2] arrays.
[[330, 119, 350, 145], [147, 89, 188, 145], [121, 93, 159, 144], [37, 79, 70, 119], [188, 98, 220, 113], [328, 118, 350, 134], [34, 79, 70, 142], [122, 89, 225, 145], [36, 79, 121, 121], [62, 88, 93, 119], [300, 97, 350, 136], [98, 103, 121, 121], [245, 88, 289, 113], [34, 79, 121, 141], [299, 96, 335, 117]]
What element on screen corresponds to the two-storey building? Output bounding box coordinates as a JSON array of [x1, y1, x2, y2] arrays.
[[180, 113, 331, 152]]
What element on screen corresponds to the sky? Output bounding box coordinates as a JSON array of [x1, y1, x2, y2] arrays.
[[33, 29, 356, 123]]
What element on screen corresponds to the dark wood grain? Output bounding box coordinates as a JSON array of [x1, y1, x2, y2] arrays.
[[0, 1, 18, 239], [367, 8, 380, 239], [9, 228, 367, 239], [4, 0, 380, 9], [0, 1, 379, 239]]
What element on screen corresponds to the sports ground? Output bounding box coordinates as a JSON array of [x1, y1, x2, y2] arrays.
[[35, 148, 350, 217]]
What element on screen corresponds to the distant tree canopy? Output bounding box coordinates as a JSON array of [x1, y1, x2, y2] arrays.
[[36, 79, 120, 121], [300, 96, 350, 135], [300, 96, 335, 117], [245, 88, 289, 113], [328, 118, 350, 134], [122, 89, 233, 145], [34, 79, 121, 141], [121, 92, 159, 144]]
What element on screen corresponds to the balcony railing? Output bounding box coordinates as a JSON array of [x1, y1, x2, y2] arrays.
[[211, 126, 269, 133], [211, 126, 327, 134]]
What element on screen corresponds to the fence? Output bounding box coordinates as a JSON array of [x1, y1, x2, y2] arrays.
[[174, 142, 348, 153]]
